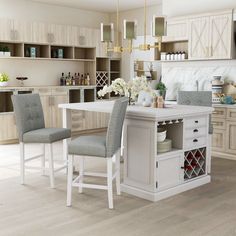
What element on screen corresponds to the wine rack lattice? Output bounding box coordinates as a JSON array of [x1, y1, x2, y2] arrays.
[[96, 71, 109, 87], [184, 147, 206, 180]]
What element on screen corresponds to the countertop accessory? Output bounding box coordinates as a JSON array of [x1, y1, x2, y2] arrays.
[[16, 77, 28, 86], [157, 127, 167, 142]]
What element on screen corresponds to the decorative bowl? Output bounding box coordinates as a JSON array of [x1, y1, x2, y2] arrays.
[[157, 128, 167, 142], [0, 81, 8, 87]]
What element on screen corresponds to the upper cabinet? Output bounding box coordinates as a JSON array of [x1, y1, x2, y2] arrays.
[[209, 12, 233, 59], [163, 9, 234, 61], [188, 16, 210, 59], [163, 18, 188, 42], [188, 10, 233, 60], [0, 18, 31, 42]]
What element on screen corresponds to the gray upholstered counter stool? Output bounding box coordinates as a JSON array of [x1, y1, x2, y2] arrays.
[[12, 94, 71, 188], [177, 91, 213, 134], [67, 97, 128, 209]]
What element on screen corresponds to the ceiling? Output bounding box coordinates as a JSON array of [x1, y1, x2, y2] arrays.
[[28, 0, 162, 13]]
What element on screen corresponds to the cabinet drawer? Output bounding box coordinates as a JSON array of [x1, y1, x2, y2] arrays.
[[212, 107, 226, 119], [185, 136, 207, 150], [227, 109, 236, 121], [185, 116, 207, 129], [185, 126, 207, 139], [211, 118, 226, 130]]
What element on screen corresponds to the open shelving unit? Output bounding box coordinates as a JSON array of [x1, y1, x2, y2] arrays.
[[96, 57, 121, 99], [155, 39, 189, 61], [184, 147, 206, 180]]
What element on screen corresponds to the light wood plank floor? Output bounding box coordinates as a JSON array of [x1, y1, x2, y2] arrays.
[[0, 143, 236, 236]]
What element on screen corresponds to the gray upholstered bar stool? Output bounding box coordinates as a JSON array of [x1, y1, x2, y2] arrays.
[[67, 97, 128, 209], [177, 91, 213, 134], [12, 94, 71, 188]]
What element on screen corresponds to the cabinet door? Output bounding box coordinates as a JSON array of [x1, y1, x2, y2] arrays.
[[212, 129, 225, 153], [39, 95, 51, 128], [17, 20, 32, 43], [157, 153, 183, 191], [209, 13, 233, 59], [163, 18, 188, 42], [0, 18, 14, 41], [0, 114, 18, 143], [188, 17, 210, 59], [51, 95, 69, 128], [49, 24, 72, 46], [32, 22, 48, 44], [226, 121, 236, 156]]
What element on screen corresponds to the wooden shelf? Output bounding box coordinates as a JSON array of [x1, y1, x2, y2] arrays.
[[74, 47, 95, 60], [0, 42, 23, 57], [24, 44, 50, 58], [155, 40, 188, 61]]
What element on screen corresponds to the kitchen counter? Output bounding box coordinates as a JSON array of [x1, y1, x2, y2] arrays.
[[59, 101, 213, 201], [0, 85, 96, 91]]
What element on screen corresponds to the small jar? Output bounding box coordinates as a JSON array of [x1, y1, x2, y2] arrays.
[[161, 52, 167, 61]]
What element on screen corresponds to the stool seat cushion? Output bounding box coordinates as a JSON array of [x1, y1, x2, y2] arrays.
[[68, 135, 106, 157], [23, 128, 71, 143]]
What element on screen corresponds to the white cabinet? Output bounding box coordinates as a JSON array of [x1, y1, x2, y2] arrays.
[[209, 13, 233, 59], [157, 152, 184, 191], [0, 18, 28, 42], [31, 22, 48, 44], [163, 18, 188, 42], [48, 24, 73, 45], [188, 10, 233, 60], [188, 17, 210, 59]]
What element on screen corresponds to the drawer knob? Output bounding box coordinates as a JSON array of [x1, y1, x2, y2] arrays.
[[195, 120, 199, 124], [193, 139, 198, 143], [193, 129, 198, 133], [181, 166, 185, 169]]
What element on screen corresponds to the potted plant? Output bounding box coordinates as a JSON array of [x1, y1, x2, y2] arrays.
[[155, 81, 167, 99], [0, 73, 10, 86], [3, 46, 11, 57], [0, 45, 4, 57]]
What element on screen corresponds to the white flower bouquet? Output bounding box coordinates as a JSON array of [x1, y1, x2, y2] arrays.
[[97, 76, 154, 104]]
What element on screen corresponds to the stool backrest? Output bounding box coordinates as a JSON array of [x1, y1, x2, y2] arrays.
[[11, 94, 45, 141], [106, 97, 129, 157], [177, 91, 212, 107]]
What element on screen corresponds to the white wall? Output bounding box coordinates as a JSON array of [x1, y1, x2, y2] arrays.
[[163, 0, 236, 17], [0, 0, 109, 28], [109, 4, 162, 81]]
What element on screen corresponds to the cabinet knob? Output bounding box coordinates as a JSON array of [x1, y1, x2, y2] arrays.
[[195, 120, 199, 124], [193, 129, 198, 133], [181, 166, 185, 169], [193, 139, 198, 143]]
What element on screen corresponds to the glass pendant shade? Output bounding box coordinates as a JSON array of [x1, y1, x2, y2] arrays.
[[101, 23, 114, 42], [123, 20, 137, 40], [152, 16, 166, 37]]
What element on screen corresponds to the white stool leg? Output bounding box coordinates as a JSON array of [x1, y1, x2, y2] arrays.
[[67, 155, 74, 206], [41, 144, 45, 176], [20, 142, 25, 185], [79, 156, 84, 193], [107, 158, 114, 209], [48, 144, 55, 188], [115, 150, 121, 195]]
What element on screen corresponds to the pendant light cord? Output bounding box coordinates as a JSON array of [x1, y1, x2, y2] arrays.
[[144, 0, 147, 45], [116, 0, 119, 46]]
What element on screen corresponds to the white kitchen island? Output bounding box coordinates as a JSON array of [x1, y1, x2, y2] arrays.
[[59, 101, 214, 202]]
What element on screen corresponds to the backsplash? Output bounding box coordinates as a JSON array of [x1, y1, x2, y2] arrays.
[[162, 60, 236, 100]]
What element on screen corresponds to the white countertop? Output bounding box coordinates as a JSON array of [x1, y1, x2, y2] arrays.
[[59, 101, 214, 121]]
